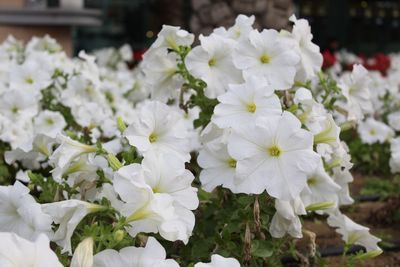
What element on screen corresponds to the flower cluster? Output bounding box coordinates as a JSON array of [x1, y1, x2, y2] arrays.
[[0, 15, 383, 266]]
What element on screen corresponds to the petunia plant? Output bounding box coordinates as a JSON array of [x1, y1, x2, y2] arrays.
[[0, 15, 384, 267]]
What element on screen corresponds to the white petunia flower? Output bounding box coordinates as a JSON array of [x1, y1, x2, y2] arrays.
[[194, 254, 241, 267], [198, 142, 238, 192], [327, 210, 382, 252], [214, 14, 255, 41], [42, 200, 105, 254], [0, 181, 53, 240], [113, 164, 194, 243], [9, 60, 52, 94], [212, 76, 281, 129], [285, 15, 323, 82], [300, 160, 340, 210], [389, 137, 400, 173], [233, 29, 300, 90], [357, 118, 394, 144], [49, 134, 97, 174], [142, 50, 183, 102], [388, 111, 400, 131], [269, 198, 306, 238], [124, 101, 190, 162], [339, 64, 373, 122], [228, 111, 320, 200], [93, 237, 179, 267], [0, 89, 38, 120], [141, 152, 199, 210], [34, 110, 66, 138], [0, 232, 63, 267], [185, 33, 243, 98], [146, 25, 194, 55]]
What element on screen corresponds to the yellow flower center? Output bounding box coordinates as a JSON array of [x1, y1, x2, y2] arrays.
[[307, 177, 318, 186], [268, 145, 281, 157], [208, 58, 216, 67], [149, 133, 158, 143], [227, 158, 237, 168], [11, 106, 18, 113], [369, 129, 377, 136], [46, 118, 54, 125], [260, 54, 270, 64], [247, 102, 256, 113], [25, 76, 34, 84]]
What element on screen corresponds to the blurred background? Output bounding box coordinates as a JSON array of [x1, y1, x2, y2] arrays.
[[0, 0, 399, 55]]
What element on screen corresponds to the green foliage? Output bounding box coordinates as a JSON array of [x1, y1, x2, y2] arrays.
[[161, 190, 290, 266], [361, 175, 400, 198], [341, 129, 391, 176]]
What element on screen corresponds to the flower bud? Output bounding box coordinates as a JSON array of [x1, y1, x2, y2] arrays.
[[107, 154, 123, 171], [113, 230, 125, 243]]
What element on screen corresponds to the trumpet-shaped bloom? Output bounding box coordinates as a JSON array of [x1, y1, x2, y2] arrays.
[[214, 14, 255, 41], [233, 29, 300, 89], [327, 210, 381, 252], [388, 111, 400, 131], [228, 111, 320, 200], [49, 134, 97, 176], [185, 33, 243, 98], [212, 77, 281, 129], [124, 101, 190, 162], [93, 237, 179, 267], [0, 233, 63, 267], [194, 254, 240, 267], [0, 181, 52, 240], [113, 164, 194, 243], [42, 200, 105, 254], [269, 198, 306, 238], [286, 15, 323, 82]]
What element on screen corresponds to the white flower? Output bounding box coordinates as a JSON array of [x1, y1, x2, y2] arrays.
[[357, 118, 394, 144], [71, 237, 94, 267], [233, 29, 300, 89], [141, 152, 199, 210], [42, 200, 105, 254], [9, 60, 52, 93], [214, 14, 255, 41], [146, 25, 194, 54], [390, 137, 400, 173], [34, 110, 66, 138], [186, 33, 243, 98], [300, 160, 340, 210], [388, 111, 400, 131], [142, 50, 183, 102], [194, 254, 241, 267], [286, 15, 323, 82], [49, 134, 97, 173], [113, 164, 193, 243], [327, 210, 381, 252], [228, 111, 320, 200], [269, 198, 306, 238], [124, 101, 190, 162], [332, 168, 354, 205], [212, 77, 281, 129], [0, 89, 38, 120], [339, 64, 373, 121], [198, 142, 238, 192], [0, 181, 52, 240], [93, 237, 179, 267], [0, 232, 63, 267]]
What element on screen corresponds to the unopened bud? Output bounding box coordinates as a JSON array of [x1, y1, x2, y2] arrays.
[[114, 230, 125, 243], [107, 154, 123, 171], [352, 249, 383, 261], [306, 201, 335, 212], [117, 117, 127, 133]]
